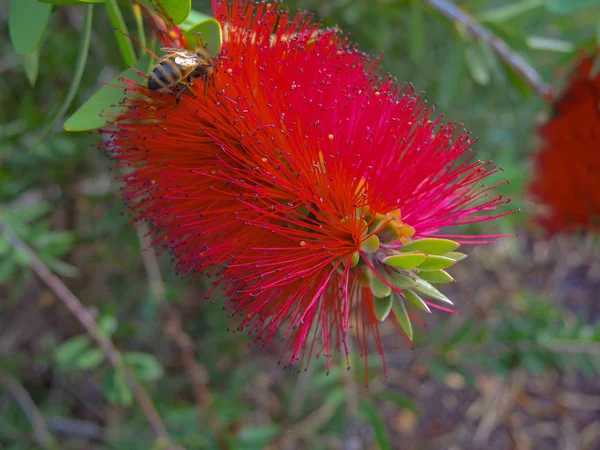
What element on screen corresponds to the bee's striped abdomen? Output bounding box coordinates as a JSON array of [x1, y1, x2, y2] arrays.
[[148, 58, 185, 91]]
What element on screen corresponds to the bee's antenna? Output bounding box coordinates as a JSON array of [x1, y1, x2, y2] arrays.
[[115, 28, 160, 60], [193, 31, 208, 50]]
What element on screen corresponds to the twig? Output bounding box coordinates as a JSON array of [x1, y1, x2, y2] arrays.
[[422, 0, 551, 100], [137, 224, 216, 436], [0, 369, 56, 449], [46, 417, 104, 441], [0, 215, 181, 450]]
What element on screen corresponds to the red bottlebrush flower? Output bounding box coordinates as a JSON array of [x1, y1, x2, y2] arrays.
[[530, 53, 600, 235], [106, 0, 512, 375]]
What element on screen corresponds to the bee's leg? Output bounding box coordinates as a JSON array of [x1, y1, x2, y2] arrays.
[[175, 85, 188, 105], [175, 78, 196, 104]]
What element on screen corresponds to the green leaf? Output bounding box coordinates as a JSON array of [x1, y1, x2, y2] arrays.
[[438, 40, 466, 108], [13, 248, 31, 266], [38, 0, 107, 4], [0, 257, 18, 285], [55, 336, 92, 371], [360, 402, 393, 450], [465, 45, 490, 85], [370, 272, 391, 298], [238, 425, 281, 450], [444, 252, 467, 261], [412, 278, 453, 305], [65, 56, 150, 132], [392, 294, 413, 340], [373, 295, 394, 322], [404, 290, 431, 313], [360, 235, 380, 254], [547, 0, 600, 14], [399, 238, 459, 254], [73, 349, 104, 371], [384, 252, 427, 269], [409, 0, 425, 62], [42, 256, 79, 278], [33, 4, 93, 149], [526, 36, 575, 53], [105, 0, 136, 66], [9, 0, 52, 56], [415, 269, 454, 283], [123, 352, 164, 382], [417, 255, 457, 271], [98, 316, 118, 337], [389, 273, 418, 290], [181, 17, 223, 57], [138, 0, 191, 24], [500, 60, 532, 98], [376, 391, 420, 414], [22, 50, 39, 87], [103, 368, 133, 406], [478, 0, 545, 22]]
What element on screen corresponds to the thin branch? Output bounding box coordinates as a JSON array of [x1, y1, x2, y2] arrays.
[[0, 215, 181, 450], [422, 0, 551, 100], [0, 369, 56, 449], [137, 224, 219, 441]]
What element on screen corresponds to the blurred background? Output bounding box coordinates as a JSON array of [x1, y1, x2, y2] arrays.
[[0, 0, 599, 449]]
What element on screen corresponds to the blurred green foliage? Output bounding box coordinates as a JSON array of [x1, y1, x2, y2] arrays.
[[1, 0, 599, 449]]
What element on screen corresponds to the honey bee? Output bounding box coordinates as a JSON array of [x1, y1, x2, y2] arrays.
[[147, 45, 215, 103]]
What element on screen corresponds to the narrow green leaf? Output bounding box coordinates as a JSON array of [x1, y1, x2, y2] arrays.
[[13, 248, 31, 266], [526, 36, 575, 53], [478, 0, 544, 22], [438, 40, 466, 108], [417, 255, 457, 271], [375, 391, 420, 414], [22, 50, 39, 87], [181, 18, 224, 57], [55, 336, 92, 371], [409, 0, 425, 62], [388, 273, 418, 290], [42, 256, 79, 278], [444, 252, 467, 261], [392, 295, 413, 340], [105, 0, 137, 67], [138, 0, 192, 24], [98, 316, 118, 337], [547, 0, 600, 14], [74, 349, 105, 371], [415, 269, 454, 283], [370, 272, 391, 298], [404, 290, 431, 313], [124, 352, 164, 382], [0, 258, 18, 285], [65, 56, 150, 132], [384, 252, 427, 269], [360, 402, 393, 450], [38, 0, 107, 4], [399, 238, 460, 254], [104, 368, 133, 406], [413, 278, 453, 305], [9, 0, 52, 56], [500, 60, 532, 98], [373, 295, 393, 322], [33, 5, 93, 149], [465, 45, 490, 85]]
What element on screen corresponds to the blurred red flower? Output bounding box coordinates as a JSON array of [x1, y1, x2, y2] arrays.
[[530, 53, 600, 235], [106, 0, 512, 375]]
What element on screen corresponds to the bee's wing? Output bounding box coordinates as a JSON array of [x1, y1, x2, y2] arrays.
[[160, 47, 195, 56]]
